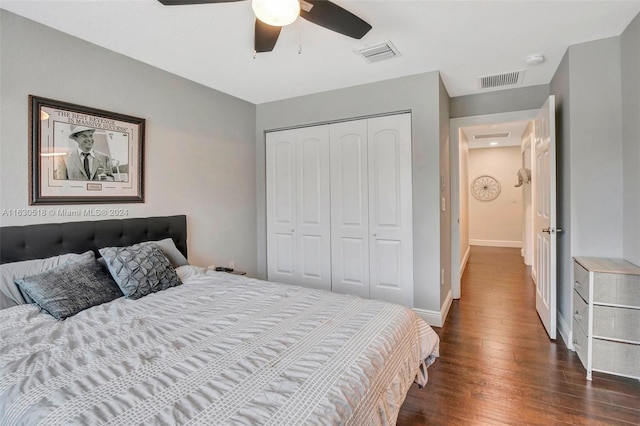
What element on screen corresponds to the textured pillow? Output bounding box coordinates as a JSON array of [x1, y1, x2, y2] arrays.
[[99, 243, 182, 300], [15, 256, 123, 319], [0, 251, 95, 310]]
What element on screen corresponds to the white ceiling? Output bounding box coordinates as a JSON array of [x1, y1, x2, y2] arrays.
[[2, 1, 639, 105]]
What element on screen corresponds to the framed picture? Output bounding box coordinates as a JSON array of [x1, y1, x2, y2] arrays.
[[29, 95, 145, 205]]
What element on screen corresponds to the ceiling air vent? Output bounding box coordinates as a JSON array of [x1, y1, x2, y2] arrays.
[[477, 70, 525, 89], [474, 132, 511, 140], [355, 41, 400, 63]]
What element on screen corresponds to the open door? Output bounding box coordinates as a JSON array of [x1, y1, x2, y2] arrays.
[[533, 96, 557, 340]]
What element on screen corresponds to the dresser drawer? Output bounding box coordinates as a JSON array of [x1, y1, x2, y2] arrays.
[[592, 306, 640, 342], [592, 338, 640, 378], [572, 318, 588, 368], [574, 262, 590, 301], [572, 290, 589, 336], [593, 273, 640, 306]]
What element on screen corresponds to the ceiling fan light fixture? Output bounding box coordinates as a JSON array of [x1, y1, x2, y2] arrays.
[[252, 0, 300, 27]]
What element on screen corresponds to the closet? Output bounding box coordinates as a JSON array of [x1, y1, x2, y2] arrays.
[[266, 113, 413, 306]]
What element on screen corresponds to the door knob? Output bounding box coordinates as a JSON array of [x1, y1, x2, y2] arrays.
[[542, 227, 562, 234]]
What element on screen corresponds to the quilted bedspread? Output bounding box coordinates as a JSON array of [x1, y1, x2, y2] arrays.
[[0, 266, 439, 425]]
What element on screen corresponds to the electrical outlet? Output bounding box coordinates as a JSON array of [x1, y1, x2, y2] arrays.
[[229, 260, 235, 269], [441, 269, 445, 286]]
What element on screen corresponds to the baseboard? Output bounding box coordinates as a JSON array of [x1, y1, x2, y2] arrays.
[[470, 239, 522, 248], [460, 245, 471, 276], [558, 312, 573, 351], [413, 289, 453, 328]]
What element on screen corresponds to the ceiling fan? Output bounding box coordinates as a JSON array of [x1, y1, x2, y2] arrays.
[[157, 0, 372, 53]]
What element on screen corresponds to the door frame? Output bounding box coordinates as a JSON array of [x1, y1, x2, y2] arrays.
[[450, 109, 538, 299]]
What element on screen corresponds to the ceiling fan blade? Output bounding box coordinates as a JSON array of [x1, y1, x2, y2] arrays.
[[157, 0, 244, 5], [255, 19, 282, 53], [299, 0, 371, 39]]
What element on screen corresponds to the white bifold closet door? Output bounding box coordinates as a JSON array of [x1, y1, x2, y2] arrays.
[[330, 113, 413, 307], [266, 125, 331, 291]]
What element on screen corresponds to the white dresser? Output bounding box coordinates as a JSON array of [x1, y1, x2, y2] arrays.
[[572, 257, 640, 381]]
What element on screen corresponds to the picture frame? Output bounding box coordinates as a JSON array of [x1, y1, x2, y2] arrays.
[[29, 95, 145, 205]]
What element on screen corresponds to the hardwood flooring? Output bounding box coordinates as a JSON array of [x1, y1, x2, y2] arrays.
[[398, 246, 640, 425]]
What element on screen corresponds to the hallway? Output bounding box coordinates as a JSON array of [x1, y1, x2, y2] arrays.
[[398, 246, 640, 425]]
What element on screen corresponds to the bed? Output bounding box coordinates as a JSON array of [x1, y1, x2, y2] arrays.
[[0, 215, 439, 425]]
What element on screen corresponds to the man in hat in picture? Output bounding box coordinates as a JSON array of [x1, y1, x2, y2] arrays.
[[54, 125, 114, 181]]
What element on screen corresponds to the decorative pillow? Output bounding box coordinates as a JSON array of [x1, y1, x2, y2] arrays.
[[15, 256, 123, 320], [0, 251, 95, 310], [99, 243, 182, 300]]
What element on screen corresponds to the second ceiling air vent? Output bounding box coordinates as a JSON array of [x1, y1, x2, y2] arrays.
[[474, 132, 511, 140], [477, 70, 525, 89], [355, 41, 401, 63]]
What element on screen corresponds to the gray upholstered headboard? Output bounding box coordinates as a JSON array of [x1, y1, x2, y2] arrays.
[[0, 215, 187, 264]]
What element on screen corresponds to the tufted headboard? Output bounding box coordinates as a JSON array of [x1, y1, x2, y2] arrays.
[[0, 215, 187, 264]]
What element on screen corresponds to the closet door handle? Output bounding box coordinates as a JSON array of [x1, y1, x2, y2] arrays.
[[291, 228, 295, 233], [372, 233, 377, 237]]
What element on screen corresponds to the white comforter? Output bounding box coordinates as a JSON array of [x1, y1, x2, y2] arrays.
[[0, 267, 439, 426]]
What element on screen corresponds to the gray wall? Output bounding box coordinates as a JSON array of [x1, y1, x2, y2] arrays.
[[450, 84, 550, 118], [550, 34, 628, 342], [256, 72, 447, 312], [0, 11, 258, 274], [566, 37, 624, 261], [550, 49, 572, 335], [621, 13, 640, 265], [439, 76, 452, 306]]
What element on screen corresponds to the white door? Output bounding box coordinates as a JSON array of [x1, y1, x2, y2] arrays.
[[266, 126, 331, 291], [534, 96, 557, 340], [330, 119, 370, 298], [266, 129, 296, 284], [368, 114, 413, 307]]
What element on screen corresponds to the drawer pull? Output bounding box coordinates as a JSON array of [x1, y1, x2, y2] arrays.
[[573, 311, 582, 321], [572, 340, 581, 351]]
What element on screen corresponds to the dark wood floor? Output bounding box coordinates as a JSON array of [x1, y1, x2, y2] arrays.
[[398, 246, 640, 425]]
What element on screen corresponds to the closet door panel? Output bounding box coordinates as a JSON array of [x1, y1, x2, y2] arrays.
[[371, 128, 401, 228], [342, 238, 367, 283], [266, 130, 297, 282], [275, 234, 294, 274], [368, 114, 413, 306], [295, 125, 331, 291], [373, 239, 402, 288], [330, 120, 369, 298]]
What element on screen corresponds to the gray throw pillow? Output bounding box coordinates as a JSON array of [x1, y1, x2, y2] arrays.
[[15, 256, 123, 320], [0, 251, 95, 309], [99, 243, 182, 300]]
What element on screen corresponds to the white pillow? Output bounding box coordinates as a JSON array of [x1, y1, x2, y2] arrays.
[[141, 238, 188, 268], [0, 251, 94, 310]]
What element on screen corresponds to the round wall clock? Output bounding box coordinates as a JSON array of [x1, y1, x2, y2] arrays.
[[471, 175, 501, 201]]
